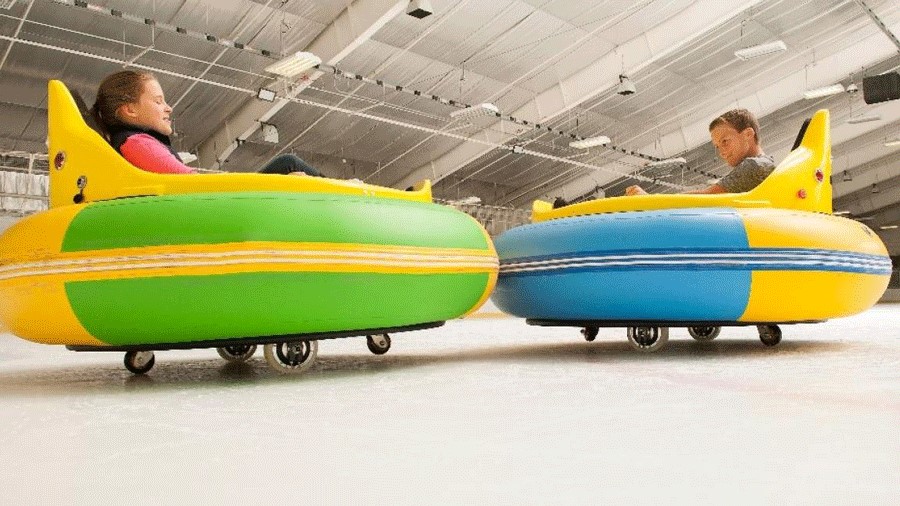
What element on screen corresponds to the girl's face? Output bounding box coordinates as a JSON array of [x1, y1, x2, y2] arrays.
[[118, 79, 173, 135]]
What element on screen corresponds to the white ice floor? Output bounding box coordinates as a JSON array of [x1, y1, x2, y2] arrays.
[[1, 304, 898, 505]]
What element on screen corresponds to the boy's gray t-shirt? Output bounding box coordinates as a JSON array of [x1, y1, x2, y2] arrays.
[[718, 154, 776, 193]]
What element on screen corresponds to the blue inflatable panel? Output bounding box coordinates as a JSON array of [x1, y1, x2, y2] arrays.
[[492, 208, 753, 322]]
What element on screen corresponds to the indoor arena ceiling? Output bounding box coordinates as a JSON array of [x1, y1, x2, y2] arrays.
[[0, 0, 899, 230]]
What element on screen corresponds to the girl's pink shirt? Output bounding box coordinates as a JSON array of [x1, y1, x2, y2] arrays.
[[119, 133, 195, 174]]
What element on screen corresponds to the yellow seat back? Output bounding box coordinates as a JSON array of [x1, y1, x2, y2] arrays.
[[742, 110, 831, 213], [46, 80, 432, 208], [531, 110, 832, 222]]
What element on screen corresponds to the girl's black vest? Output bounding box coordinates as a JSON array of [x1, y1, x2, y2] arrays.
[[108, 127, 183, 162]]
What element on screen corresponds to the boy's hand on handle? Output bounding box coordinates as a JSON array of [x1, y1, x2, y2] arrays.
[[625, 185, 648, 196]]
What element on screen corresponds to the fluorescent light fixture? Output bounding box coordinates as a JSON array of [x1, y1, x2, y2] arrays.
[[257, 87, 276, 102], [455, 196, 481, 205], [833, 210, 851, 215], [879, 225, 898, 230], [804, 83, 845, 99], [847, 112, 882, 124], [885, 138, 900, 147], [569, 135, 611, 149], [1, 0, 17, 10], [264, 51, 321, 77], [449, 102, 499, 120], [178, 152, 198, 164], [646, 157, 686, 168], [734, 40, 787, 60]]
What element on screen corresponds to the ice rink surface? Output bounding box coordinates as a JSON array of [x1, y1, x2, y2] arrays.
[[1, 305, 897, 505]]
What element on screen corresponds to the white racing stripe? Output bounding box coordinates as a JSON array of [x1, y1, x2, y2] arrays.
[[503, 251, 885, 268], [0, 248, 499, 281], [500, 250, 891, 274]]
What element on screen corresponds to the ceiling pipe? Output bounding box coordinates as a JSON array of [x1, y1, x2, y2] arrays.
[[0, 0, 34, 73], [0, 32, 684, 190], [852, 0, 900, 52]]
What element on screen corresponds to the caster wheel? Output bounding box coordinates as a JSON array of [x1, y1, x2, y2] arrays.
[[263, 340, 318, 374], [627, 326, 669, 352], [688, 326, 721, 341], [758, 325, 782, 346], [216, 344, 257, 362], [366, 334, 391, 355], [124, 351, 155, 375], [581, 326, 599, 342]]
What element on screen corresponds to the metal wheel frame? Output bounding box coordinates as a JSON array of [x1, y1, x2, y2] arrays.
[[688, 326, 721, 341], [366, 334, 391, 355], [124, 350, 155, 374], [627, 326, 669, 352], [263, 340, 318, 374], [757, 325, 782, 346], [216, 344, 257, 362], [581, 326, 599, 342]]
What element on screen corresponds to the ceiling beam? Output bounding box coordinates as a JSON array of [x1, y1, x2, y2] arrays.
[[392, 0, 765, 190], [194, 0, 406, 169], [0, 0, 35, 74], [852, 0, 900, 52]]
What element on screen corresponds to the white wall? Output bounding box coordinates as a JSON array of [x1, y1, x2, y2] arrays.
[[0, 215, 20, 233]]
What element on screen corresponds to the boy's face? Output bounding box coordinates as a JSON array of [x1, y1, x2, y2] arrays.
[[710, 123, 756, 167]]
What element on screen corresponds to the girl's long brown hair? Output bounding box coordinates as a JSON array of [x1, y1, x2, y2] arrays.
[[90, 70, 154, 139]]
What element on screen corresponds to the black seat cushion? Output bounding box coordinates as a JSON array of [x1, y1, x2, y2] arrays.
[[791, 118, 811, 151], [66, 84, 103, 136]]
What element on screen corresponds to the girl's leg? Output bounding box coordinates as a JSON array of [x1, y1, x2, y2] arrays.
[[258, 154, 323, 176]]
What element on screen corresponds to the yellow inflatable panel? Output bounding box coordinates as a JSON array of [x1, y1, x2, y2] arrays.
[[738, 208, 887, 254], [0, 207, 100, 344], [736, 208, 889, 321], [741, 270, 889, 322]]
